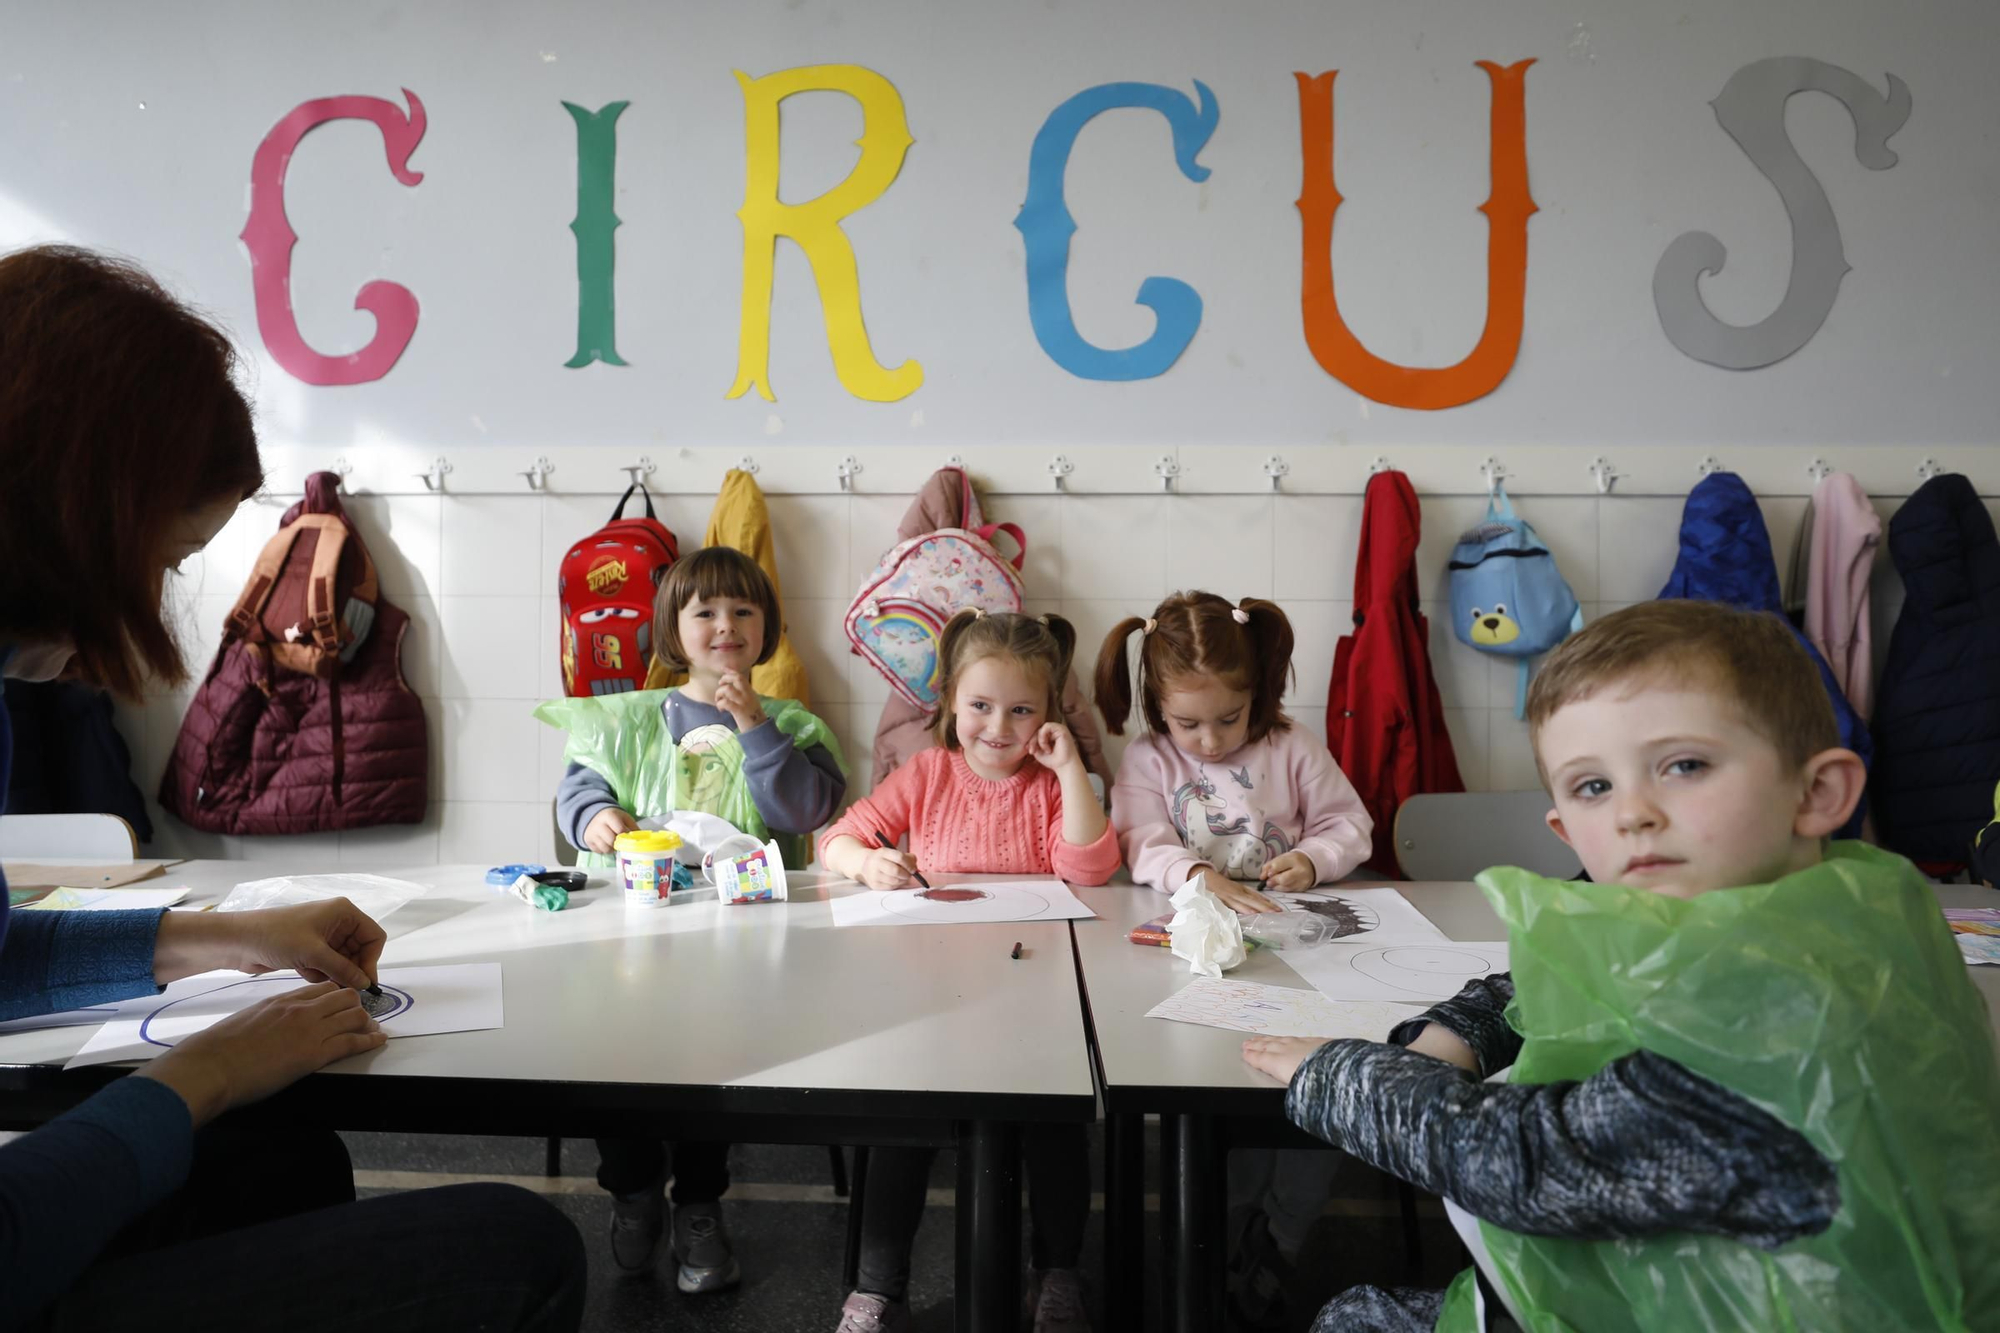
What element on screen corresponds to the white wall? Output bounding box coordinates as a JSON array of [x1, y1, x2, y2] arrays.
[[1, 0, 1995, 449]]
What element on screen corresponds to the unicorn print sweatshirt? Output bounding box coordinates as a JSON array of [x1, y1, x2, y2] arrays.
[[1111, 727, 1374, 891]]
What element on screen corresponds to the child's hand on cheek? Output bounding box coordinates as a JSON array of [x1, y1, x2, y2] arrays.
[[714, 670, 765, 733], [1258, 851, 1317, 891], [1026, 722, 1079, 772], [1242, 1036, 1328, 1085]]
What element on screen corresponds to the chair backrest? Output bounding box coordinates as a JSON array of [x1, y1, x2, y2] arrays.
[[0, 812, 138, 863], [1393, 791, 1578, 882], [549, 799, 578, 868]]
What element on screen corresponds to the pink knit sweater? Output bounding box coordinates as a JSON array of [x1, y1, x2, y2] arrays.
[[819, 747, 1121, 885]]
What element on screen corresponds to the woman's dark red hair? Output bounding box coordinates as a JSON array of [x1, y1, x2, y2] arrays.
[[0, 246, 263, 698]]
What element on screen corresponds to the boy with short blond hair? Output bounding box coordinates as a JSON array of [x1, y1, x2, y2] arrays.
[[1244, 601, 2000, 1332]]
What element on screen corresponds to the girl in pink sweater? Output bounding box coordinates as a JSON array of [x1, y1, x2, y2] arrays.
[[1096, 591, 1373, 1326], [820, 610, 1114, 1333]]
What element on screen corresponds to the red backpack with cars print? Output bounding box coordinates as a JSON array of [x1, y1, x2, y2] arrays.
[[558, 484, 680, 696]]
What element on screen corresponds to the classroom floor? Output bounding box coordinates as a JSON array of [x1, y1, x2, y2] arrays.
[[343, 1125, 1471, 1332]]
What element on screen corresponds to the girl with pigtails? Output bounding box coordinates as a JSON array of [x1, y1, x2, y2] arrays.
[[820, 609, 1118, 1333], [1095, 590, 1374, 1327]]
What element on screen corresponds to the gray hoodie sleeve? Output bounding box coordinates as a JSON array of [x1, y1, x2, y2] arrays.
[[737, 721, 847, 834], [1285, 1039, 1839, 1249], [556, 762, 620, 851]]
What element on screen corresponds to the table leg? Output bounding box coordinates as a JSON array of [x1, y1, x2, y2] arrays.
[[1103, 1110, 1145, 1333], [955, 1120, 1021, 1333], [1169, 1112, 1225, 1333]]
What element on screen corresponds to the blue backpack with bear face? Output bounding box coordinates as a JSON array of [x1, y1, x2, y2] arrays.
[[1448, 487, 1583, 715]]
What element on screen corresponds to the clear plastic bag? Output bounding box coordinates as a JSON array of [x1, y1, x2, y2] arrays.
[[214, 872, 427, 923]]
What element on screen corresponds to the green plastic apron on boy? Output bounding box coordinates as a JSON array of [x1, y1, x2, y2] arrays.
[[535, 689, 845, 873], [1433, 842, 2000, 1333]]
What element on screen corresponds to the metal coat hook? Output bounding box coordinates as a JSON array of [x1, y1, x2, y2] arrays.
[[414, 457, 452, 492], [736, 454, 760, 475], [1048, 455, 1074, 492], [1366, 456, 1392, 476], [1263, 455, 1290, 492], [1916, 456, 1944, 482], [619, 457, 656, 485], [329, 457, 352, 490], [945, 454, 965, 470], [520, 457, 554, 491], [1590, 456, 1620, 495], [1696, 455, 1725, 477], [1154, 455, 1180, 492], [1481, 457, 1508, 497], [837, 455, 862, 492], [1806, 457, 1833, 484]]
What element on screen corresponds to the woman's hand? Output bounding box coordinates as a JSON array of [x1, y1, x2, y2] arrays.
[[1241, 1035, 1329, 1085], [1026, 723, 1081, 774], [584, 806, 639, 855], [1199, 868, 1281, 914], [155, 900, 387, 990], [858, 846, 919, 891], [135, 982, 386, 1127], [1257, 851, 1318, 891]]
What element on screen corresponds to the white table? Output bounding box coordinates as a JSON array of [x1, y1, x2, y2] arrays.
[[1074, 878, 2000, 1333], [0, 862, 1097, 1333]]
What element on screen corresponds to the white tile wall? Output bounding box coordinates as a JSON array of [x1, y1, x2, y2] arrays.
[[119, 484, 1938, 860]]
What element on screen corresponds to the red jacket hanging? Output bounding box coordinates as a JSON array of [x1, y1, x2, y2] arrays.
[[1326, 471, 1463, 876]]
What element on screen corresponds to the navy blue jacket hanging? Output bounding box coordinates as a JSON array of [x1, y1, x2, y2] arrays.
[[0, 679, 151, 842], [1658, 472, 1871, 837], [1871, 473, 2000, 870]]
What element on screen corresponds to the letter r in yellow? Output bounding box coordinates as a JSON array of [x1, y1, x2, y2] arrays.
[[729, 65, 923, 403]]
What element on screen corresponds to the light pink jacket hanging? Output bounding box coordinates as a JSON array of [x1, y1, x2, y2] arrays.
[[1803, 472, 1883, 717]]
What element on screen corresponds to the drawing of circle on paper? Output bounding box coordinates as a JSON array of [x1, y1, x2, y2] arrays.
[[880, 885, 1054, 924], [1351, 946, 1506, 1000], [138, 976, 415, 1049]]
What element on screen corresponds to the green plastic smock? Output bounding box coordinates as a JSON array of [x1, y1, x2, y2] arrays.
[[1434, 842, 2000, 1332], [535, 688, 845, 872]]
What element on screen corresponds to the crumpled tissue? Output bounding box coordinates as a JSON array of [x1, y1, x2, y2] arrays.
[[640, 810, 750, 866], [1167, 876, 1247, 978]]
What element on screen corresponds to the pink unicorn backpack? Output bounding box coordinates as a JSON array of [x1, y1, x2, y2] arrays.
[[844, 467, 1025, 710]]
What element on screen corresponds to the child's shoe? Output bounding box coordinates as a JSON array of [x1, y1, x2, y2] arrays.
[[1026, 1267, 1091, 1333], [835, 1291, 910, 1332], [1225, 1209, 1292, 1331], [671, 1199, 741, 1293], [607, 1187, 665, 1275]]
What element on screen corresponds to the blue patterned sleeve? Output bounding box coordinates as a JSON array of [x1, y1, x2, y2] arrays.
[[1286, 1039, 1839, 1248], [0, 908, 165, 1021]]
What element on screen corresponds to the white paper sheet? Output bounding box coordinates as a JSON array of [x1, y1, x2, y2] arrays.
[[1282, 939, 1510, 1004], [829, 877, 1097, 927], [65, 963, 504, 1069], [1260, 887, 1449, 945], [1146, 977, 1426, 1039], [17, 886, 190, 912]]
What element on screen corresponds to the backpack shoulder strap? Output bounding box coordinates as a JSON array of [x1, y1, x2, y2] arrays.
[[225, 522, 312, 641]]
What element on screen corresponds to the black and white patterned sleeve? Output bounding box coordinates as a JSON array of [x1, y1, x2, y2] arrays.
[[1286, 1040, 1839, 1248], [1385, 973, 1521, 1077]]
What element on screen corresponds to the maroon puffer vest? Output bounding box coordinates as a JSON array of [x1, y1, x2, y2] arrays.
[[159, 472, 427, 834]]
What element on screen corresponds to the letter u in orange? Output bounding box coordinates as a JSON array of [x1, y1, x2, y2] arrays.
[[1296, 61, 1536, 410]]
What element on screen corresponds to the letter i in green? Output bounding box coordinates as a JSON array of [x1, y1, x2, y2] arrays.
[[564, 100, 629, 367]]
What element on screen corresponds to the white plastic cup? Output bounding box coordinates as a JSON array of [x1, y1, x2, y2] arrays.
[[708, 838, 787, 904]]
